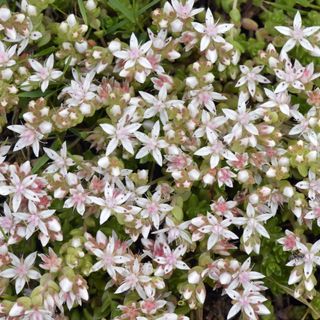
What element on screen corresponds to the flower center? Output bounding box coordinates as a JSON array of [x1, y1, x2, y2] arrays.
[[16, 264, 27, 276], [292, 29, 304, 40], [166, 252, 177, 265], [38, 67, 49, 80], [206, 24, 218, 36], [147, 202, 159, 214], [129, 48, 140, 60]]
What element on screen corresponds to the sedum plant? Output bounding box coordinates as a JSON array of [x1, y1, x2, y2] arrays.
[[2, 0, 320, 319]]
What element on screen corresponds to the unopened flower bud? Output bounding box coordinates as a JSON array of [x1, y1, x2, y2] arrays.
[[266, 167, 276, 178], [75, 41, 88, 53], [109, 40, 121, 53], [67, 14, 77, 27], [171, 19, 183, 32], [39, 121, 52, 134], [203, 173, 214, 185], [86, 0, 96, 10], [138, 169, 148, 180], [249, 193, 259, 204], [283, 186, 294, 198], [59, 277, 73, 292], [237, 170, 249, 183], [0, 8, 11, 21], [1, 68, 13, 80], [186, 76, 198, 88], [219, 272, 231, 285], [188, 270, 201, 284], [188, 169, 200, 181]]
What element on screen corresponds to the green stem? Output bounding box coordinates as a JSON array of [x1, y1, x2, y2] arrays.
[[232, 0, 238, 10], [196, 307, 203, 320]]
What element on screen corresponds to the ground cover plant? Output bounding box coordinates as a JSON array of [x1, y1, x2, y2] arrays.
[[3, 0, 320, 319]]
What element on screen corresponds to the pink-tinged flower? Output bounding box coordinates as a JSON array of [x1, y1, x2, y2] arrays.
[[100, 108, 141, 155], [154, 243, 189, 275], [113, 33, 152, 83], [0, 169, 39, 212], [226, 287, 270, 320], [229, 257, 265, 290], [296, 170, 320, 199], [26, 54, 63, 92], [275, 11, 320, 54], [0, 251, 40, 294], [148, 28, 171, 50], [299, 62, 320, 83], [59, 275, 89, 310], [89, 182, 131, 224], [188, 85, 227, 116], [305, 199, 320, 227], [136, 190, 173, 233], [222, 101, 260, 145], [274, 59, 305, 93], [115, 259, 153, 299], [217, 167, 236, 188], [277, 230, 300, 251], [232, 203, 273, 254], [260, 88, 292, 116], [151, 73, 174, 91], [20, 308, 54, 320], [194, 111, 227, 140], [116, 303, 140, 320], [63, 184, 91, 215], [135, 121, 168, 166], [13, 201, 57, 245], [194, 130, 237, 169], [191, 213, 238, 250], [153, 217, 192, 244], [210, 196, 237, 218], [39, 247, 62, 273], [192, 8, 233, 51], [0, 41, 16, 68], [7, 124, 43, 157], [58, 69, 97, 114], [235, 65, 270, 97], [139, 86, 182, 124], [0, 202, 17, 235], [170, 0, 203, 20], [287, 240, 320, 279], [89, 232, 130, 279], [139, 293, 167, 315], [43, 142, 75, 176]]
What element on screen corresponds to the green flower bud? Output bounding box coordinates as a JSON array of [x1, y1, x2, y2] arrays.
[[230, 8, 241, 23], [172, 205, 183, 222]]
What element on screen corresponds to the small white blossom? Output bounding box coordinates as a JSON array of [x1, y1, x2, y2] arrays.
[[0, 252, 40, 294], [287, 240, 320, 279], [275, 11, 320, 55], [154, 243, 189, 275], [192, 8, 233, 51], [135, 121, 168, 166], [8, 124, 43, 157], [236, 65, 270, 97], [43, 142, 75, 176], [25, 54, 63, 92]]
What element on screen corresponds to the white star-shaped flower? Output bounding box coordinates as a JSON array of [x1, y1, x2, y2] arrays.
[[275, 11, 320, 55]]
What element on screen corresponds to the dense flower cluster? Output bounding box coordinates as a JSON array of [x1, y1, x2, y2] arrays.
[[1, 1, 320, 319]]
